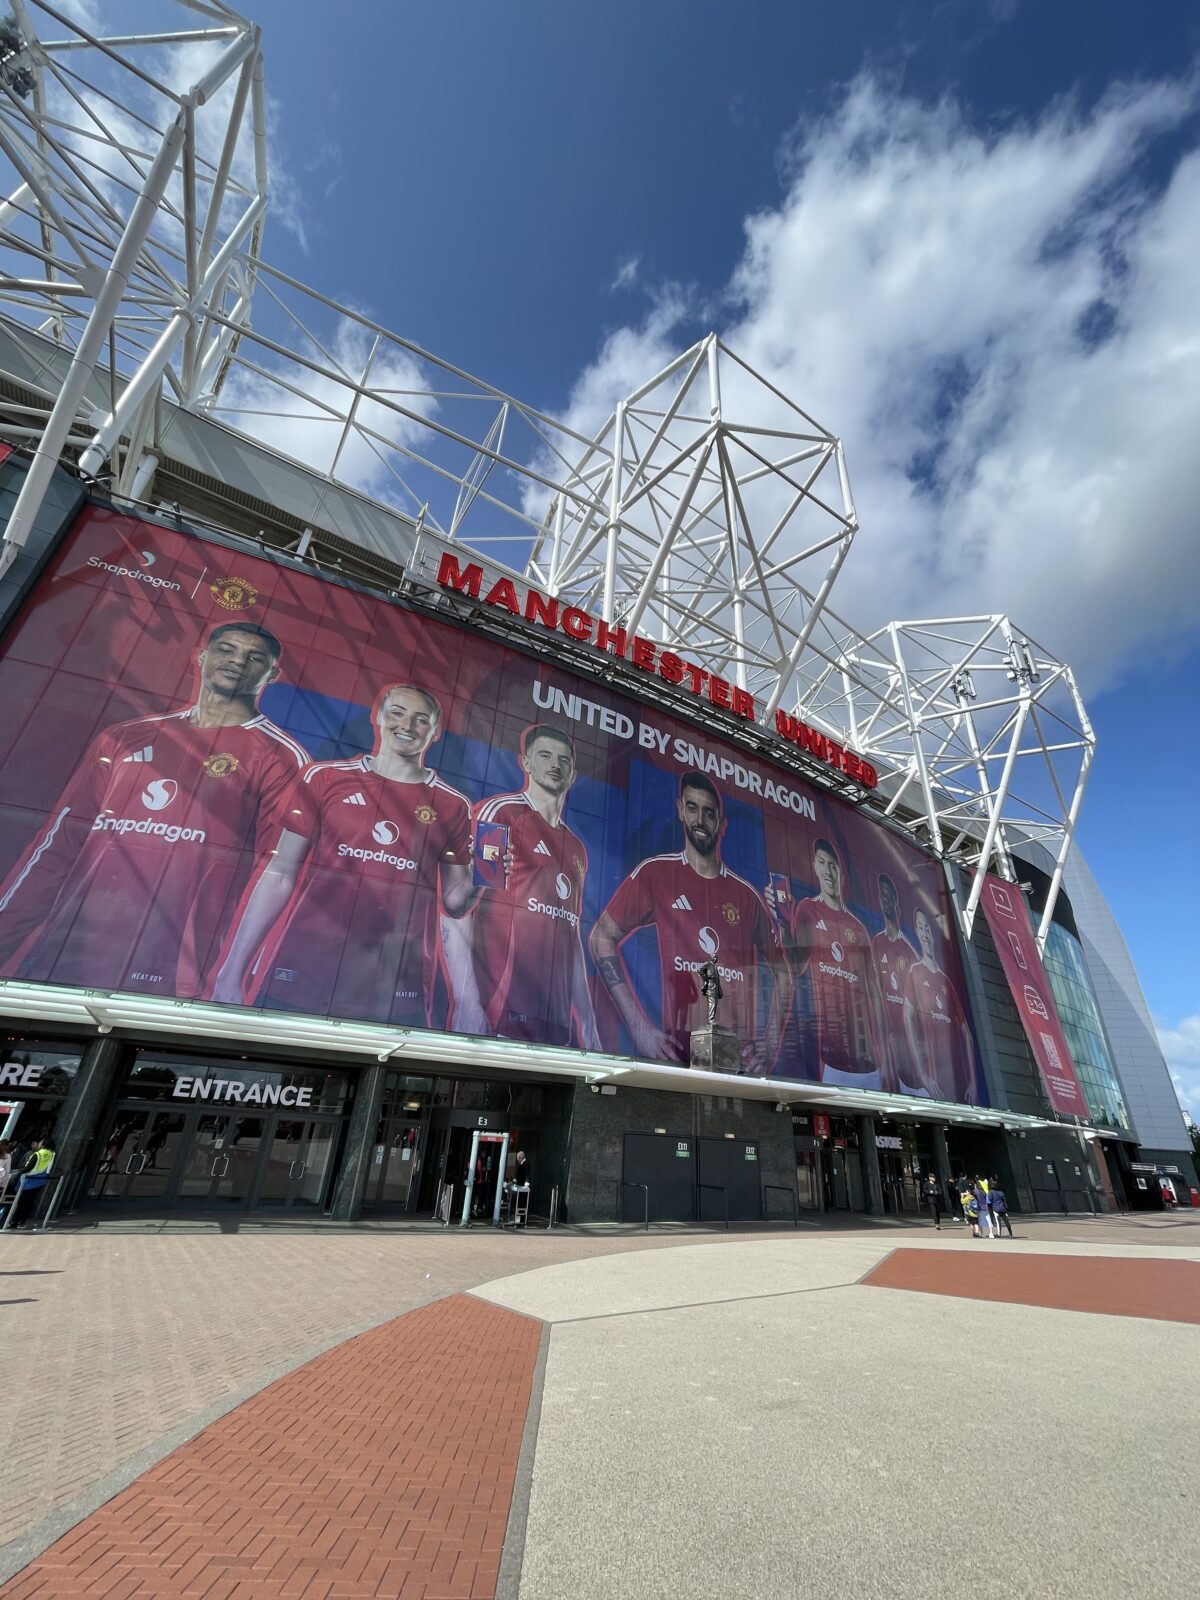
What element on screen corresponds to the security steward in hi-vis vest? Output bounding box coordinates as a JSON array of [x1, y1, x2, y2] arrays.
[[10, 1140, 54, 1227]]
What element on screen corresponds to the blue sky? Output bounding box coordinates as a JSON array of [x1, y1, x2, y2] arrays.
[[129, 1, 1200, 1108]]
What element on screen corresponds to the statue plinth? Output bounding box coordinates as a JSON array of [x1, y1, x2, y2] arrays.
[[690, 1025, 741, 1074]]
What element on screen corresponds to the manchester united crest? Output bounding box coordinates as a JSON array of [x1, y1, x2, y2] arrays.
[[572, 854, 585, 877], [209, 576, 258, 611], [414, 803, 436, 824], [203, 752, 239, 778], [721, 902, 740, 925]]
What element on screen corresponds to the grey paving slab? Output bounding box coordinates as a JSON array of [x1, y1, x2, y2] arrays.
[[517, 1270, 1198, 1599]]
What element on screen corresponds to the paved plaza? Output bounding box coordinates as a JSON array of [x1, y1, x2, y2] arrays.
[[1, 1213, 1197, 1597]]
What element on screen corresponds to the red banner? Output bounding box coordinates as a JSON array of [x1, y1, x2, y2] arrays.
[[978, 874, 1088, 1117]]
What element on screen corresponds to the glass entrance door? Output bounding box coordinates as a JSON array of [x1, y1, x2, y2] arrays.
[[256, 1118, 339, 1209], [175, 1114, 267, 1206], [367, 1116, 425, 1210], [88, 1107, 189, 1203]]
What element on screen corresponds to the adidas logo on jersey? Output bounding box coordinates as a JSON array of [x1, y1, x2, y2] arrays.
[[342, 792, 366, 806], [816, 918, 827, 930], [122, 746, 154, 764], [671, 894, 693, 911], [534, 840, 551, 856]]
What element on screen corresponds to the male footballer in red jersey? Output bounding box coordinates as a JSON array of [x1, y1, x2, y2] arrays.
[[871, 872, 923, 1093], [210, 684, 484, 1029], [903, 904, 978, 1102], [590, 772, 789, 1070], [769, 837, 892, 1089], [0, 622, 306, 996], [468, 725, 599, 1049]]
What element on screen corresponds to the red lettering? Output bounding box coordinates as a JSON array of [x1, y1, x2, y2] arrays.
[[436, 553, 483, 598], [659, 652, 685, 685], [775, 708, 798, 739], [631, 636, 657, 672], [595, 619, 628, 657], [731, 688, 756, 720], [525, 589, 560, 630], [561, 607, 593, 641], [683, 663, 708, 696], [825, 739, 844, 771], [843, 751, 862, 780], [860, 762, 878, 789], [798, 723, 828, 761], [708, 674, 731, 708], [484, 577, 521, 615]]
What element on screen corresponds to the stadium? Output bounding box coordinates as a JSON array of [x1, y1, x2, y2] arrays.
[[0, 3, 1192, 1231]]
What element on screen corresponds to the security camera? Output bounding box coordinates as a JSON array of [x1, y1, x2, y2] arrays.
[[589, 1084, 600, 1094]]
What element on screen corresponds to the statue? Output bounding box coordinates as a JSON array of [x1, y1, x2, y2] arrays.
[[699, 956, 723, 1029]]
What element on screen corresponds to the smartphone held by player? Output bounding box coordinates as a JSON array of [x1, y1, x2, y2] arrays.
[[472, 819, 510, 889], [768, 870, 790, 923]]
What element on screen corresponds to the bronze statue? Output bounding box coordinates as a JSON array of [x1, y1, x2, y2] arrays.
[[699, 956, 723, 1028]]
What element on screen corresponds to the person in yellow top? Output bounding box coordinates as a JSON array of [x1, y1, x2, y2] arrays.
[[10, 1135, 54, 1228]]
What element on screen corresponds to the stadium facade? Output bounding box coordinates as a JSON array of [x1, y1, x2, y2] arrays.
[[0, 6, 1191, 1229]]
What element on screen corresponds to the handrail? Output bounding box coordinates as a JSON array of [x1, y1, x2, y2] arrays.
[[619, 1180, 649, 1231], [697, 1182, 729, 1230], [763, 1182, 798, 1229]]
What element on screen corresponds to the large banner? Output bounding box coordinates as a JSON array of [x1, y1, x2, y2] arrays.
[[978, 873, 1087, 1116], [0, 506, 986, 1104]]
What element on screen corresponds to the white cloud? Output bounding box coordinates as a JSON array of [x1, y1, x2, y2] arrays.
[[1157, 1011, 1200, 1120], [611, 255, 641, 291], [553, 73, 1200, 694]]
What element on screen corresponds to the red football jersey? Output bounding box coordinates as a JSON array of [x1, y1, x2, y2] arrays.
[[470, 792, 589, 1046], [0, 708, 305, 995], [903, 960, 974, 1102], [256, 756, 471, 1027], [789, 897, 883, 1078], [601, 852, 782, 1062], [872, 929, 920, 1088]]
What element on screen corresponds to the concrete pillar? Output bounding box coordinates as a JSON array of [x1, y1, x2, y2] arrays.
[[856, 1114, 884, 1216], [51, 1036, 128, 1208], [931, 1125, 952, 1188], [329, 1062, 386, 1222]]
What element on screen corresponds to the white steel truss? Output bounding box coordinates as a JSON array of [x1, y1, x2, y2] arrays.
[[0, 2, 1093, 943]]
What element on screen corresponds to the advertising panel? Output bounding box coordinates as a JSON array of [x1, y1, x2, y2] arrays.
[[0, 505, 985, 1104], [978, 874, 1088, 1116]]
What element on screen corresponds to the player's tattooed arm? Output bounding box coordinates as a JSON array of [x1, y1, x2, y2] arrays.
[[596, 954, 626, 993]]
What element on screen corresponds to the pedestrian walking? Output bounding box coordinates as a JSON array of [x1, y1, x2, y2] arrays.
[[991, 1180, 1014, 1238], [923, 1172, 944, 1229], [963, 1184, 980, 1237], [974, 1177, 994, 1239]]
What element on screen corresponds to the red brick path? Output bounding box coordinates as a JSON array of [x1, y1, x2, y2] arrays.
[[864, 1247, 1200, 1324], [5, 1293, 541, 1600]]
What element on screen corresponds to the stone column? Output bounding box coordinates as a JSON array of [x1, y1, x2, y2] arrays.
[[328, 1062, 386, 1222], [931, 1125, 953, 1190], [856, 1114, 885, 1216], [51, 1036, 128, 1208]]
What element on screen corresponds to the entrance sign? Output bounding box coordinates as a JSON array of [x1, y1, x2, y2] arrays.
[[978, 874, 1088, 1117], [172, 1075, 313, 1108]]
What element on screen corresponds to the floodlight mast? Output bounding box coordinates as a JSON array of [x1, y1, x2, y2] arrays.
[[0, 3, 1093, 941]]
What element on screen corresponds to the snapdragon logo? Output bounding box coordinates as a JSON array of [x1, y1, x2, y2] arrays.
[[93, 813, 205, 844], [526, 896, 579, 927], [818, 960, 858, 983], [140, 778, 178, 812], [87, 553, 181, 593], [372, 819, 400, 846], [337, 842, 417, 871], [673, 955, 744, 982], [555, 872, 571, 901], [698, 925, 719, 958]]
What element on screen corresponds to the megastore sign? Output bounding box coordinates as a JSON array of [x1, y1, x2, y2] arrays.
[[0, 505, 984, 1103]]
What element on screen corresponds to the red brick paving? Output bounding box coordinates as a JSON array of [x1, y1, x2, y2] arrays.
[[4, 1294, 541, 1599], [864, 1247, 1200, 1324]]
